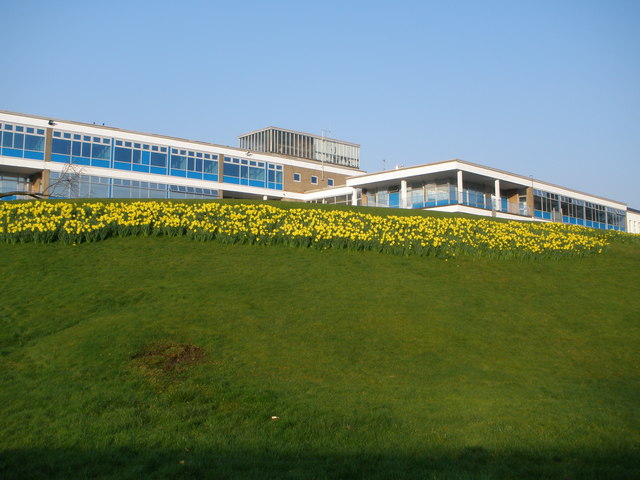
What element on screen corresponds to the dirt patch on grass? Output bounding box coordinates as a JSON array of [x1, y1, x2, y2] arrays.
[[131, 342, 206, 380]]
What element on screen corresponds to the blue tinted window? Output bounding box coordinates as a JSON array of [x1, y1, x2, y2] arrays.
[[171, 155, 186, 169], [72, 142, 81, 156], [203, 160, 216, 173], [52, 138, 71, 155], [195, 159, 203, 172], [82, 142, 91, 157], [24, 135, 45, 152], [328, 178, 334, 186], [224, 163, 240, 177], [249, 166, 264, 181], [115, 147, 132, 163], [2, 132, 13, 147], [132, 150, 141, 164], [151, 152, 166, 167], [92, 144, 111, 160], [13, 133, 24, 149], [187, 158, 195, 171]]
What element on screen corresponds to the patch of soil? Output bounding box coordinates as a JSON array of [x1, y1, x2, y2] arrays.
[[131, 342, 206, 377]]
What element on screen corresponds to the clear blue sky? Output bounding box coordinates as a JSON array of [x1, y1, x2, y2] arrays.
[[3, 0, 639, 206]]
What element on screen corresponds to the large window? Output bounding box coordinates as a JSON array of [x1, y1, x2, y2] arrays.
[[48, 172, 218, 200], [223, 156, 282, 190], [0, 174, 31, 200], [169, 148, 218, 181], [112, 139, 168, 174], [51, 131, 112, 168], [534, 189, 625, 231], [0, 122, 46, 160]]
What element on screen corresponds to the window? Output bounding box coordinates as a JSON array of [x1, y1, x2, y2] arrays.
[[327, 178, 334, 187], [311, 175, 318, 185], [51, 130, 111, 166], [1, 122, 46, 160], [222, 157, 281, 189], [293, 172, 301, 182]]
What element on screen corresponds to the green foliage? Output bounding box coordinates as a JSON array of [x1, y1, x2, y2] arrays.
[[0, 235, 639, 479]]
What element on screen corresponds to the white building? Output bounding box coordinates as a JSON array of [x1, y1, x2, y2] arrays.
[[0, 110, 635, 233]]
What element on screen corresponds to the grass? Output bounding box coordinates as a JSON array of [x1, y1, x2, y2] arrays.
[[0, 207, 639, 479]]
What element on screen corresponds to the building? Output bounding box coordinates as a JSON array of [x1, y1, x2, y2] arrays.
[[239, 127, 360, 169], [0, 110, 363, 203], [0, 109, 636, 233]]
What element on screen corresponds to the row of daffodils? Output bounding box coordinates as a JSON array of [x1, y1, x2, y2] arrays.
[[0, 201, 612, 258]]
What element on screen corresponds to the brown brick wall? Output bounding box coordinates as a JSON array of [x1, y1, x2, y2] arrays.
[[282, 164, 354, 193]]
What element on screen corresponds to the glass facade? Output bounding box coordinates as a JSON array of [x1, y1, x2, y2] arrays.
[[48, 171, 218, 200], [0, 122, 46, 160], [222, 156, 283, 190], [2, 123, 287, 193], [366, 178, 530, 215], [0, 174, 31, 200], [534, 190, 625, 231], [51, 130, 112, 168], [239, 128, 360, 169], [47, 128, 282, 191], [310, 194, 352, 205]]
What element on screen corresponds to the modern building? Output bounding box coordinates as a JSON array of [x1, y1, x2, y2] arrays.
[[239, 127, 360, 169], [0, 109, 636, 233], [0, 110, 363, 203]]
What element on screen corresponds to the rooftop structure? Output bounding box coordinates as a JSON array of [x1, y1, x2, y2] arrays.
[[238, 127, 360, 169]]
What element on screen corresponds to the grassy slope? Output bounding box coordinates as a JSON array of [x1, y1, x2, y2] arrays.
[[0, 226, 639, 479]]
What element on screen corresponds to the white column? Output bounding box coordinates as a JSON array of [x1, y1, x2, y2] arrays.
[[494, 179, 501, 211], [457, 170, 463, 204], [400, 179, 408, 208], [351, 188, 358, 206]]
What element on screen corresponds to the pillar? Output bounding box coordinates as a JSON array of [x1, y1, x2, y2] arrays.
[[351, 188, 358, 206], [494, 179, 501, 211], [457, 170, 463, 204], [400, 179, 408, 209]]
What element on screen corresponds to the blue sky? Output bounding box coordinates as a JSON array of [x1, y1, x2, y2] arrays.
[[3, 0, 639, 206]]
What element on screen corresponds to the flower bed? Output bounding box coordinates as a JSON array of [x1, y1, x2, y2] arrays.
[[0, 201, 612, 258]]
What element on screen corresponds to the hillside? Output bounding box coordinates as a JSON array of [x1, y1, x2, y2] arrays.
[[1, 202, 639, 479]]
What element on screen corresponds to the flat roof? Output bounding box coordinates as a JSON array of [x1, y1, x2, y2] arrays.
[[238, 126, 360, 147], [350, 158, 626, 207]]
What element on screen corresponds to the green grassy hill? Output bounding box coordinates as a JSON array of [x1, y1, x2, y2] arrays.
[[1, 204, 639, 479]]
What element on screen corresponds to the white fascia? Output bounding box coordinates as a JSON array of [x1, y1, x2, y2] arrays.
[[299, 185, 355, 201], [0, 156, 47, 172], [347, 160, 460, 187]]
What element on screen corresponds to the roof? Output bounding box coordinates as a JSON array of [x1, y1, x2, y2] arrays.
[[238, 126, 360, 147]]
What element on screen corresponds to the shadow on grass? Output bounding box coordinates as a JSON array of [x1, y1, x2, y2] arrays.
[[1, 447, 638, 479]]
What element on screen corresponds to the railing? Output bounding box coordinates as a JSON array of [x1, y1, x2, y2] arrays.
[[366, 193, 531, 217]]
